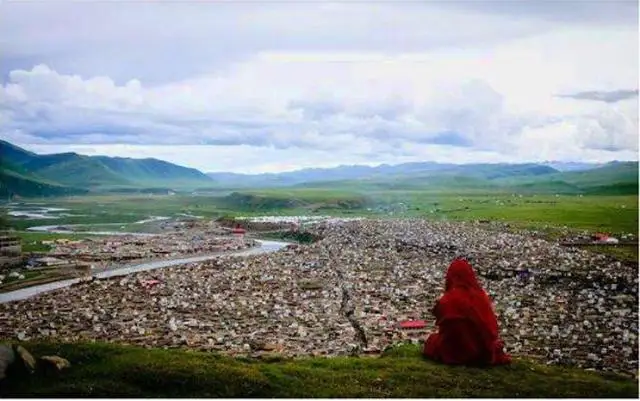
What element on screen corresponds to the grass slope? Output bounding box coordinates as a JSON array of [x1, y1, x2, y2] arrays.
[[495, 162, 639, 195], [1, 342, 636, 398], [0, 140, 38, 165], [93, 156, 211, 185], [0, 168, 88, 198], [22, 153, 132, 187], [294, 162, 638, 195]]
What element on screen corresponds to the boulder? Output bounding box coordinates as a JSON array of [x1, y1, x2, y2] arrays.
[[16, 345, 36, 373], [39, 355, 71, 371]]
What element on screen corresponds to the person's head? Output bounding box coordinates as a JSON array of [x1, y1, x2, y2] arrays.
[[445, 258, 481, 291]]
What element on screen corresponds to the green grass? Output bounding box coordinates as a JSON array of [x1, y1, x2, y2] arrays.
[[403, 193, 638, 234], [9, 231, 101, 253], [0, 269, 72, 292], [5, 192, 638, 235], [1, 342, 636, 398], [583, 245, 639, 263]]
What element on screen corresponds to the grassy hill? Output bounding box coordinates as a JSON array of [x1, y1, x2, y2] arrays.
[[1, 342, 636, 398], [494, 162, 639, 195], [293, 162, 638, 195], [0, 140, 214, 196], [21, 153, 134, 187], [0, 164, 88, 198], [218, 189, 371, 212]]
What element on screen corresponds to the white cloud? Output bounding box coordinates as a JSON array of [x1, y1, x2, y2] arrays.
[[0, 2, 637, 173]]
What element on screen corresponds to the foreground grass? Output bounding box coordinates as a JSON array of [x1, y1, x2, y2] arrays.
[[1, 342, 637, 398]]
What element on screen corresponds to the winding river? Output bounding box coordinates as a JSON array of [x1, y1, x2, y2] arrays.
[[1, 223, 289, 304]]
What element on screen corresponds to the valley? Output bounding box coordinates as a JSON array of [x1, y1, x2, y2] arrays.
[[0, 140, 637, 397]]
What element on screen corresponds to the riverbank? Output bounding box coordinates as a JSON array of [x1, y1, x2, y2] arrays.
[[1, 341, 636, 398]]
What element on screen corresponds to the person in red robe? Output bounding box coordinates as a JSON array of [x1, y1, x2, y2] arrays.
[[423, 258, 511, 366]]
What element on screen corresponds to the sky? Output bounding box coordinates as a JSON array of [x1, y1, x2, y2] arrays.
[[1, 0, 638, 174]]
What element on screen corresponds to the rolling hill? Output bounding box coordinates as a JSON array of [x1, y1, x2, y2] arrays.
[[493, 162, 639, 195], [209, 161, 637, 195], [0, 140, 214, 197]]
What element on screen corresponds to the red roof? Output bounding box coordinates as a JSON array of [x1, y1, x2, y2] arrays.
[[232, 227, 246, 234], [398, 320, 427, 329], [140, 279, 161, 289]]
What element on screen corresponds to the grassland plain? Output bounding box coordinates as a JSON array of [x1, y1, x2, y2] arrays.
[[4, 190, 637, 263], [4, 191, 638, 234], [1, 342, 637, 398]]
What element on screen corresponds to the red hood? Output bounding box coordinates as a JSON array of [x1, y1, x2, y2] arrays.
[[445, 258, 481, 292]]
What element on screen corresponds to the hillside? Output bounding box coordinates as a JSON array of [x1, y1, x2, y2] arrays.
[[0, 140, 214, 196], [494, 162, 639, 195], [1, 342, 636, 398], [0, 168, 88, 198]]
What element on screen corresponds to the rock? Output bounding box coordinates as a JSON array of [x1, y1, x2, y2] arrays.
[[15, 345, 36, 373], [39, 355, 71, 371], [260, 343, 279, 352]]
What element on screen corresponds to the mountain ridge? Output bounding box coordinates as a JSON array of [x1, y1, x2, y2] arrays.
[[1, 140, 637, 197], [0, 140, 214, 197], [205, 161, 615, 189]]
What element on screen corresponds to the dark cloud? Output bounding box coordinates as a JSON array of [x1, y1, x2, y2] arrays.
[[557, 89, 639, 103]]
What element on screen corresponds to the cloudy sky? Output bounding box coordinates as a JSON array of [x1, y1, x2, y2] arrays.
[[1, 0, 638, 173]]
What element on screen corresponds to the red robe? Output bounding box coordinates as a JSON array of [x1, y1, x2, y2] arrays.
[[423, 259, 511, 366]]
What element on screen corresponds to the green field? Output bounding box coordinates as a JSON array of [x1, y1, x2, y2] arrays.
[[9, 231, 102, 253], [1, 342, 636, 398], [3, 190, 638, 235], [3, 189, 637, 266]]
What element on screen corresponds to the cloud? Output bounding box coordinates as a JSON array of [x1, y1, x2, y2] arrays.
[[442, 0, 638, 26], [557, 89, 639, 103], [0, 2, 637, 172], [0, 1, 558, 84]]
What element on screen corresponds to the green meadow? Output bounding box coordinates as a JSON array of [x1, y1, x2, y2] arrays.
[[1, 342, 636, 398]]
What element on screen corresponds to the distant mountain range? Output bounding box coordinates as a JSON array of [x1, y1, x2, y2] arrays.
[[206, 163, 560, 188], [0, 139, 637, 197], [0, 140, 212, 197], [205, 160, 636, 194], [542, 161, 606, 172]]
